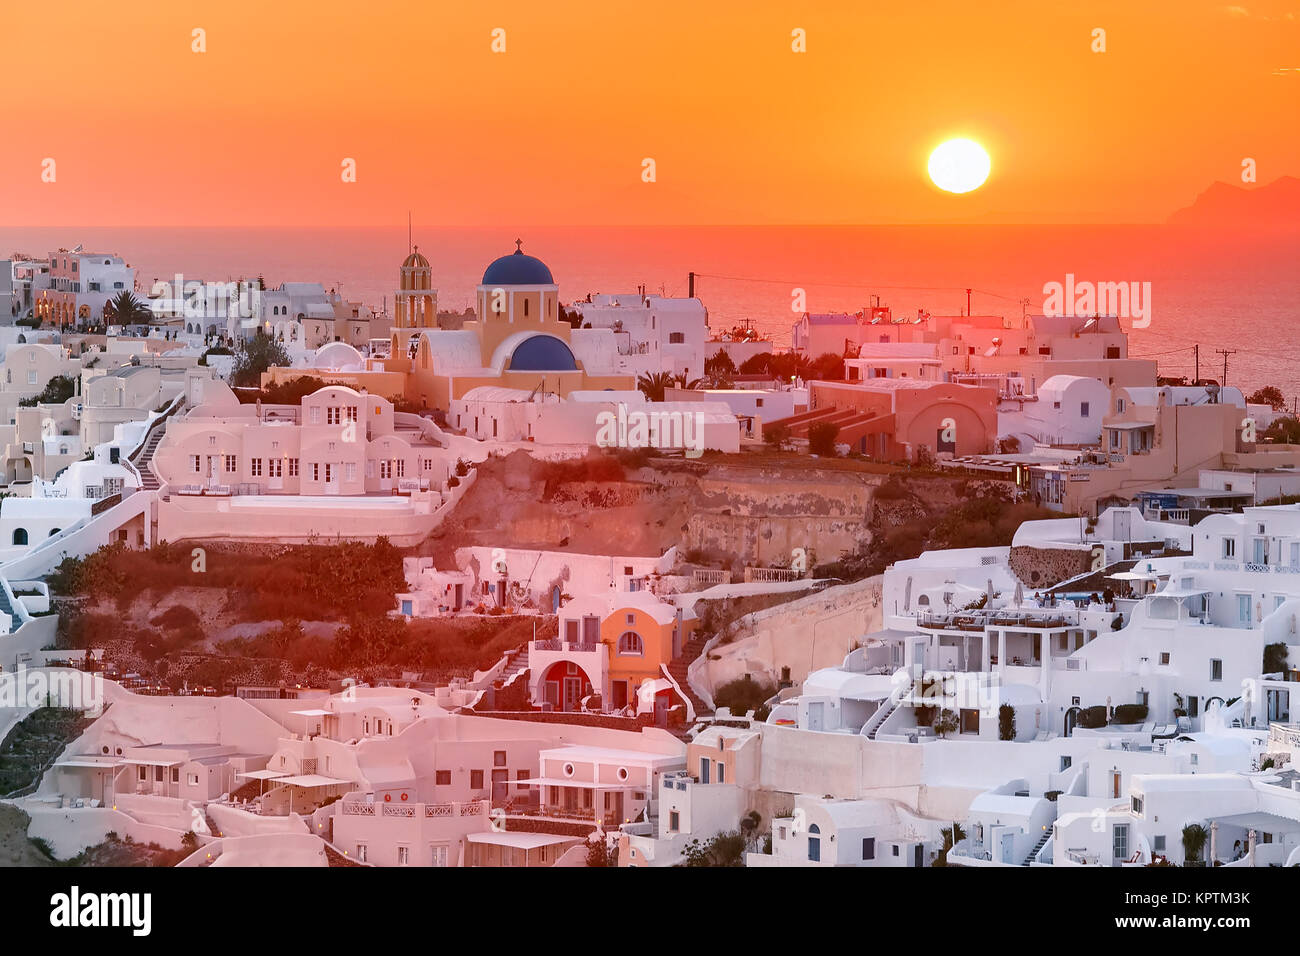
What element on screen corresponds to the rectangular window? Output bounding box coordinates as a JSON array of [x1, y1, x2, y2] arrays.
[[1080, 402, 1089, 417], [1210, 659, 1222, 681], [356, 844, 367, 862], [470, 770, 484, 790], [716, 761, 725, 784], [493, 750, 507, 768], [191, 455, 201, 473], [250, 458, 262, 477], [669, 811, 680, 831], [395, 459, 405, 478], [224, 454, 237, 472], [516, 770, 530, 790], [326, 407, 340, 425], [435, 770, 451, 786], [345, 462, 357, 482], [1131, 795, 1143, 815], [346, 405, 359, 422], [268, 459, 282, 478], [380, 461, 392, 479], [862, 837, 875, 860], [1237, 593, 1252, 625], [312, 463, 320, 482], [187, 773, 199, 786], [1223, 538, 1236, 559], [1160, 652, 1170, 665], [397, 845, 409, 865], [288, 458, 299, 477], [309, 406, 321, 424]]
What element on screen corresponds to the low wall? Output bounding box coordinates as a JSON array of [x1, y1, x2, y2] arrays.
[[23, 804, 187, 859], [207, 802, 311, 838], [697, 575, 884, 697]]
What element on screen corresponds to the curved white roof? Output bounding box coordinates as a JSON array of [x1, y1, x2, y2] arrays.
[[312, 342, 364, 372], [460, 386, 538, 403]]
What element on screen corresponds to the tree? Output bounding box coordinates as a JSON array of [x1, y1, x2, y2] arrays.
[[705, 349, 736, 379], [677, 830, 747, 867], [808, 421, 840, 456], [103, 291, 152, 326], [764, 423, 792, 451], [1181, 823, 1208, 866], [739, 353, 772, 375], [585, 837, 618, 867], [231, 330, 291, 387], [1247, 385, 1286, 411], [18, 374, 76, 407], [635, 371, 674, 403], [933, 709, 959, 738], [1262, 416, 1300, 444], [935, 822, 966, 866], [1264, 642, 1289, 675], [808, 352, 845, 381], [998, 703, 1016, 741]]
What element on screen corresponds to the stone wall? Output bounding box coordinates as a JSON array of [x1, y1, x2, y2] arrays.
[[1008, 545, 1091, 589]]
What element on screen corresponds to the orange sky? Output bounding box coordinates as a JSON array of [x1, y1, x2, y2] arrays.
[[2, 0, 1296, 227]]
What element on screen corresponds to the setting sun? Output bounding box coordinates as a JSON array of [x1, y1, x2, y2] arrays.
[[928, 139, 991, 194]]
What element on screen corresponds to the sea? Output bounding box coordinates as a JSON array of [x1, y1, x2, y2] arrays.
[[2, 224, 1297, 397]]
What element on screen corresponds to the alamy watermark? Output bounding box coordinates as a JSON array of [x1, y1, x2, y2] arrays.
[[1042, 273, 1151, 329], [595, 403, 705, 458], [149, 274, 260, 321]]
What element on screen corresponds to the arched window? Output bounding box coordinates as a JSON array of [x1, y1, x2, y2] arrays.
[[616, 631, 644, 656], [12, 528, 27, 546], [49, 528, 61, 537], [807, 824, 821, 862]]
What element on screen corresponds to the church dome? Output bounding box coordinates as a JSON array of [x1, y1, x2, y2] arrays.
[[403, 248, 430, 270], [482, 241, 554, 286]]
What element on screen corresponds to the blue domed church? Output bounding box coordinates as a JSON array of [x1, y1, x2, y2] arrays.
[[389, 241, 634, 410]]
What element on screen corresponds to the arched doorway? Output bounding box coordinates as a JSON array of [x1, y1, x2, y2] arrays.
[[540, 661, 594, 713], [1063, 705, 1082, 737]]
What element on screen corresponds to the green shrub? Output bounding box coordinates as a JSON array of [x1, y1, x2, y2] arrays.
[[1076, 705, 1108, 729], [712, 675, 775, 720], [1111, 703, 1149, 724], [807, 421, 840, 456]]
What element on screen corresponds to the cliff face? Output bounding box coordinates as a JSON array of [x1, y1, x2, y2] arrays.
[[430, 450, 885, 570], [1167, 175, 1300, 228]]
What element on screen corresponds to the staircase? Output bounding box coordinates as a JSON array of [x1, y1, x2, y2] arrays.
[[667, 634, 712, 718], [498, 648, 529, 686], [864, 697, 899, 740], [1022, 829, 1051, 866], [133, 426, 166, 491], [0, 585, 23, 634]]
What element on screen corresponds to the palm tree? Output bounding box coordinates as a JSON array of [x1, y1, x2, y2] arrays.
[[103, 290, 152, 327], [636, 371, 674, 402]]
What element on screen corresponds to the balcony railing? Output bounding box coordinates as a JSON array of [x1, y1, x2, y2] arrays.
[[532, 640, 600, 654]]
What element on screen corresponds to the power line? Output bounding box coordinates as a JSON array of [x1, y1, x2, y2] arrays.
[[691, 272, 1026, 303]]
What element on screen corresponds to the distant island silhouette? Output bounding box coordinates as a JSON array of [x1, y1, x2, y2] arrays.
[[1168, 175, 1300, 228]]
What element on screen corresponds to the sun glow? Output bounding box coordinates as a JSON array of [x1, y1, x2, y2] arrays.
[[928, 139, 991, 194]]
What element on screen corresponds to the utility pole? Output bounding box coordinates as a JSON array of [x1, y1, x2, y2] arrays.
[[688, 272, 695, 299], [1193, 344, 1199, 384], [1216, 349, 1237, 388], [966, 288, 972, 317]]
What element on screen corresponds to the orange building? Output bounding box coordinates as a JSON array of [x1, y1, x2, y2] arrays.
[[528, 591, 696, 715]]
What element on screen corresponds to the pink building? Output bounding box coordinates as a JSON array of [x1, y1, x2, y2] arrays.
[[150, 381, 469, 545], [152, 383, 453, 496]]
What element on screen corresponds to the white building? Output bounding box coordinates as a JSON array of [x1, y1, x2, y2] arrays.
[[568, 293, 710, 382]]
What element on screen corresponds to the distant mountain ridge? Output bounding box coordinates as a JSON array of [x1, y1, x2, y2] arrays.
[[1168, 175, 1300, 228]]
